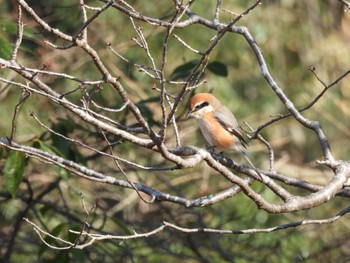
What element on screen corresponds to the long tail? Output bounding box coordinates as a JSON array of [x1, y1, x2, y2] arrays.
[[240, 150, 263, 180], [233, 144, 263, 180]]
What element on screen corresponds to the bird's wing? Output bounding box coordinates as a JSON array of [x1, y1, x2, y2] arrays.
[[213, 105, 248, 148]]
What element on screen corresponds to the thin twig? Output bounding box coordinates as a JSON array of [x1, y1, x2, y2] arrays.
[[100, 130, 156, 204], [23, 204, 350, 250], [79, 0, 88, 41], [214, 0, 221, 24], [10, 5, 23, 62], [173, 34, 204, 55], [10, 90, 30, 141], [339, 0, 350, 11], [164, 204, 350, 234], [244, 121, 275, 171], [72, 0, 115, 39], [30, 112, 165, 170], [252, 67, 350, 138]]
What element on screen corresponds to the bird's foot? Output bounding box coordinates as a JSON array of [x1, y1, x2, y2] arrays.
[[205, 145, 217, 154], [217, 151, 225, 158]]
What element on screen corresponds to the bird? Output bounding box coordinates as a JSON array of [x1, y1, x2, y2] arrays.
[[186, 93, 262, 179], [186, 93, 247, 150]]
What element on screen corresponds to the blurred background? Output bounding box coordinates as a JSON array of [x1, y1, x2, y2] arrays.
[[1, 0, 350, 262]]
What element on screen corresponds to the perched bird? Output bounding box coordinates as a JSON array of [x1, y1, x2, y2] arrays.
[[186, 93, 261, 178], [186, 93, 247, 151]]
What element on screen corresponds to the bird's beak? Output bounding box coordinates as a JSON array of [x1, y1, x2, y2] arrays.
[[186, 110, 193, 119]]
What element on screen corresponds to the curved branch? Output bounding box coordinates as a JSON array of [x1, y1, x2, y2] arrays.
[[23, 204, 350, 249]]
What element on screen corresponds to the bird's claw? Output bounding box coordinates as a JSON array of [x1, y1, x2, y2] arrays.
[[205, 145, 216, 154]]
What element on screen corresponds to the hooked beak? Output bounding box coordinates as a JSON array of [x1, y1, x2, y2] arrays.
[[186, 110, 193, 119]]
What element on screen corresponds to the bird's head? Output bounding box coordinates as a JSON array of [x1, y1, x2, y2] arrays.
[[186, 93, 220, 119]]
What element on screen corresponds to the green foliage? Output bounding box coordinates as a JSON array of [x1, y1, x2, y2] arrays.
[[4, 151, 25, 197], [0, 33, 12, 59], [171, 60, 228, 80], [207, 61, 228, 77], [0, 199, 22, 221], [0, 19, 39, 57], [171, 60, 199, 80]]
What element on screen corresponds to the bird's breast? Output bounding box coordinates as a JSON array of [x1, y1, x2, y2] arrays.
[[197, 113, 235, 148]]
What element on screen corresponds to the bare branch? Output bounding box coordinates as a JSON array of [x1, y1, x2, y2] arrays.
[[10, 5, 23, 62], [339, 0, 350, 11], [100, 129, 156, 204], [251, 67, 350, 140], [9, 90, 30, 142], [173, 34, 204, 55], [214, 0, 221, 24], [1, 2, 349, 254], [23, 204, 350, 250], [164, 204, 350, 234]]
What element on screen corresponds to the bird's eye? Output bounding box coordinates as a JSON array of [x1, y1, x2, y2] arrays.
[[195, 102, 209, 110]]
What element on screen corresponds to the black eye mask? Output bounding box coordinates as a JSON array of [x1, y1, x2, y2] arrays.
[[195, 101, 209, 111]]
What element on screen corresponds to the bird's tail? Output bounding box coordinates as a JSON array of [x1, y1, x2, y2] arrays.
[[233, 144, 262, 180]]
